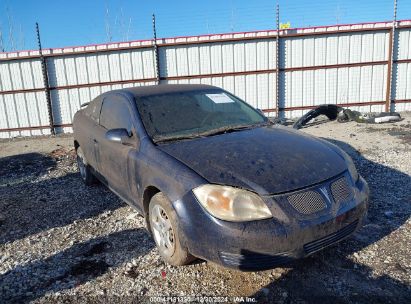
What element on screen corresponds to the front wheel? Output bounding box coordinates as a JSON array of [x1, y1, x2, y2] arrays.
[[149, 192, 195, 266], [76, 146, 96, 186]]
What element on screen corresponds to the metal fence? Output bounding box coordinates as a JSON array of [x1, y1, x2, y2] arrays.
[[1, 20, 411, 138]]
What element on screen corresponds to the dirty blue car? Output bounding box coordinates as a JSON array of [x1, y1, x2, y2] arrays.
[[73, 84, 369, 271]]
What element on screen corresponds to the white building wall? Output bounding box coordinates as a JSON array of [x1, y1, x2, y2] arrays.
[[0, 21, 410, 138]]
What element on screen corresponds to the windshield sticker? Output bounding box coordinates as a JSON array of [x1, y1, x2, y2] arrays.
[[206, 93, 235, 104]]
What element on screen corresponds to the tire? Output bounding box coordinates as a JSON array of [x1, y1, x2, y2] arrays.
[[149, 192, 195, 266], [76, 146, 96, 186]]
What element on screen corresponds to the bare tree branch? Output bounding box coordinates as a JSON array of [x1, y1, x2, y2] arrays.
[[6, 6, 15, 51], [126, 17, 132, 41], [105, 5, 112, 42], [0, 25, 5, 52], [18, 24, 24, 50]]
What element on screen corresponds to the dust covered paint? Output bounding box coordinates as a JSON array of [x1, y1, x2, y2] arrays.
[[73, 84, 369, 271]]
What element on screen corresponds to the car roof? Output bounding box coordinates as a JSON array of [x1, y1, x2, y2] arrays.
[[122, 84, 219, 98]]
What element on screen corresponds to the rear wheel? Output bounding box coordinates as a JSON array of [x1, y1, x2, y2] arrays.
[[76, 146, 96, 186], [149, 192, 194, 266]]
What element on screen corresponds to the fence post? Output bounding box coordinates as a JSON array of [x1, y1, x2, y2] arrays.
[[385, 0, 398, 112], [152, 14, 161, 84], [36, 22, 55, 135], [276, 4, 280, 117]]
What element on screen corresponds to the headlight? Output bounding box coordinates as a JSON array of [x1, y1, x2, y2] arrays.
[[340, 150, 359, 182], [192, 185, 272, 222]]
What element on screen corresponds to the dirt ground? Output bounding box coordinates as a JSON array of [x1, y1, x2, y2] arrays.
[[0, 114, 410, 303]]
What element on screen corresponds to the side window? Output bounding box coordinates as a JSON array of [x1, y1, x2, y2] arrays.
[[84, 97, 102, 122], [100, 96, 133, 131]]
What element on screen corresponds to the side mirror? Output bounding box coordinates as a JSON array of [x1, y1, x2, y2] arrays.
[[105, 128, 133, 145]]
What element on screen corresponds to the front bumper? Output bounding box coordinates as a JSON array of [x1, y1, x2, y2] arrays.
[[172, 174, 369, 271]]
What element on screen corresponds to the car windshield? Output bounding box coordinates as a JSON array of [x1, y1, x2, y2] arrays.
[[136, 89, 268, 143]]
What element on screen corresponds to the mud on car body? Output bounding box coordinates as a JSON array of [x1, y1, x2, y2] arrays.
[[73, 84, 369, 271]]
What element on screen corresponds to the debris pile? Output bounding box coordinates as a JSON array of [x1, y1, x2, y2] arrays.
[[291, 104, 402, 129]]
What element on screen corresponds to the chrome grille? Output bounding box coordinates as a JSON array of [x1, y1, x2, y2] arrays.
[[287, 191, 326, 214], [331, 177, 353, 204]]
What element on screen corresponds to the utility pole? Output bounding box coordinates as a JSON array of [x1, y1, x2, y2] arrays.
[[152, 14, 161, 84], [386, 0, 398, 112], [276, 4, 280, 117], [36, 23, 55, 135]]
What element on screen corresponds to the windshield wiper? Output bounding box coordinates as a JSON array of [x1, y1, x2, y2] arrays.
[[197, 122, 267, 137], [154, 122, 268, 143], [153, 134, 202, 143]]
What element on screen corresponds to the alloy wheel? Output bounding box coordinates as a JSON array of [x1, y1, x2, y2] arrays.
[[150, 205, 176, 257]]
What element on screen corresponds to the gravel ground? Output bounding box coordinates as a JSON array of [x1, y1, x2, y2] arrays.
[[0, 114, 410, 303]]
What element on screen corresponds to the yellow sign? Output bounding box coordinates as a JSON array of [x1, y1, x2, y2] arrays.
[[280, 22, 291, 29]]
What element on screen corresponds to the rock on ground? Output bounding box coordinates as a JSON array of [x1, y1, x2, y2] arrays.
[[0, 113, 410, 303]]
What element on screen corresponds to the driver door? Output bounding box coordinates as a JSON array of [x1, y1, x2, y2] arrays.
[[97, 94, 138, 202]]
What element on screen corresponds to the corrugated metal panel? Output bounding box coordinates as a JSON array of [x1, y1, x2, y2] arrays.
[[0, 59, 43, 91], [397, 29, 411, 60], [164, 72, 276, 110], [280, 64, 387, 112], [393, 62, 411, 111], [0, 55, 50, 137], [394, 28, 411, 111], [0, 92, 49, 138], [160, 39, 276, 77], [282, 31, 389, 68], [1, 21, 411, 137], [52, 80, 158, 127]]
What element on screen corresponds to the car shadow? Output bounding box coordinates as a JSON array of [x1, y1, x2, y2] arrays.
[[0, 228, 154, 303], [0, 152, 123, 244], [249, 138, 411, 302]]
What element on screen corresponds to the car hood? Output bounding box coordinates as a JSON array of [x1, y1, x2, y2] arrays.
[[158, 126, 347, 195]]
